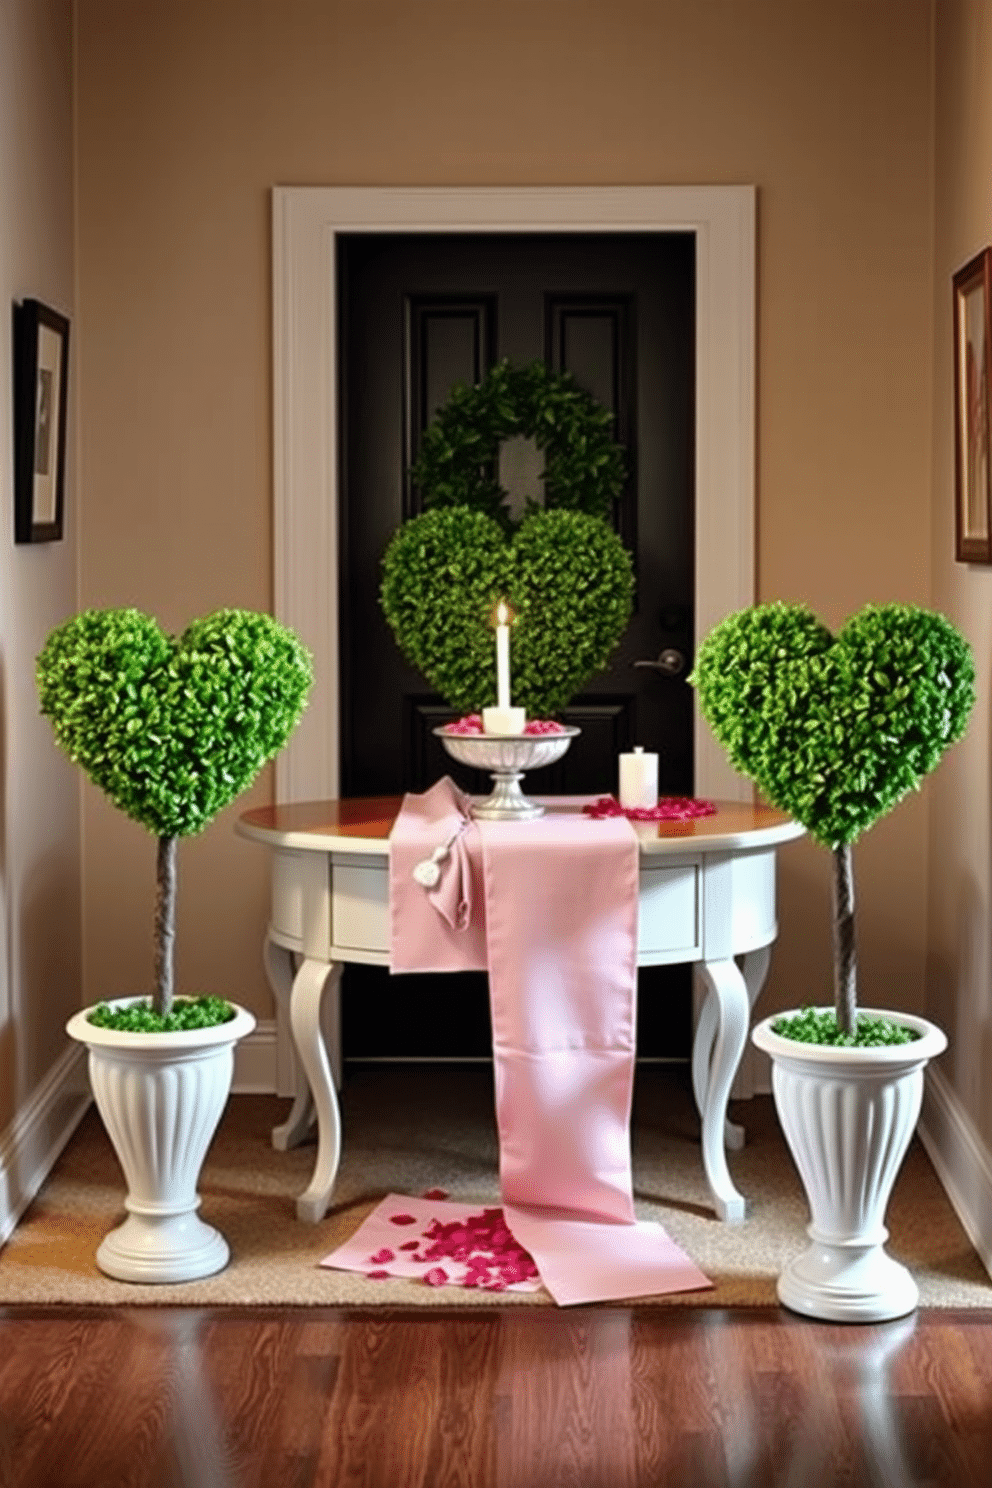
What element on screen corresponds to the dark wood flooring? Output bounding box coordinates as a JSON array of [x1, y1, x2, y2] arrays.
[[1, 1304, 991, 1486]]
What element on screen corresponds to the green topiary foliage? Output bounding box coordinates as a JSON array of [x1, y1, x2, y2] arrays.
[[37, 607, 314, 838], [507, 507, 636, 717], [410, 359, 627, 529], [380, 506, 634, 717], [690, 601, 976, 848], [380, 507, 508, 716]]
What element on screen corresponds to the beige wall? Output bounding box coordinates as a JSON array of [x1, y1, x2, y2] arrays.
[[0, 0, 81, 1132], [74, 1, 935, 1022], [928, 1, 992, 1137]]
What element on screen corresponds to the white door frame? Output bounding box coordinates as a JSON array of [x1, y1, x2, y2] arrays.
[[271, 184, 756, 806]]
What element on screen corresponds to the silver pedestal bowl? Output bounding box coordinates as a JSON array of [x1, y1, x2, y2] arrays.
[[435, 725, 580, 821]]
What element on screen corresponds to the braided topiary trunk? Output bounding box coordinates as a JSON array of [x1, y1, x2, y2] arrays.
[[153, 835, 178, 1018], [832, 844, 857, 1036]]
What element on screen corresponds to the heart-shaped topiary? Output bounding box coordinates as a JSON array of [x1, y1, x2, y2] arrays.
[[36, 607, 313, 839], [691, 601, 976, 847], [380, 506, 635, 717]]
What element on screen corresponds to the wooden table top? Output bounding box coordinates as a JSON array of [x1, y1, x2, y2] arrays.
[[236, 796, 805, 857]]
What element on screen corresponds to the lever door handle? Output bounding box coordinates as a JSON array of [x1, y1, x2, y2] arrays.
[[632, 648, 687, 677]]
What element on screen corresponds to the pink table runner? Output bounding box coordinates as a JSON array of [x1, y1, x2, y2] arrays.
[[324, 777, 710, 1306]]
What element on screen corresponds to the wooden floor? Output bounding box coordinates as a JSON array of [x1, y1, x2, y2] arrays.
[[1, 1305, 991, 1486]]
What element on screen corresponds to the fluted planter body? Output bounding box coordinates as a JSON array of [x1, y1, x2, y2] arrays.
[[752, 1008, 947, 1323], [66, 999, 256, 1283]]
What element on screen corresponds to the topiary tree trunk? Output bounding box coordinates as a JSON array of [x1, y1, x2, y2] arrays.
[[153, 834, 177, 1017], [832, 843, 857, 1035]]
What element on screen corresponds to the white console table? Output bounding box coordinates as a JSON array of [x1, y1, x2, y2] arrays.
[[235, 797, 803, 1226]]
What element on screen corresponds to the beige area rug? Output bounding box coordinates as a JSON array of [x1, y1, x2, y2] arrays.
[[1, 1064, 989, 1309]]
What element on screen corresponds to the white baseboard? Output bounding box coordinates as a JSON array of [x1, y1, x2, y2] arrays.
[[0, 1044, 91, 1247], [918, 1063, 992, 1284], [232, 1018, 279, 1093]]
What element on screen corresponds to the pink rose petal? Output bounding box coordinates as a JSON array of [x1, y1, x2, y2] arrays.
[[369, 1247, 395, 1265], [422, 1187, 449, 1200], [423, 1267, 448, 1287], [389, 1212, 417, 1226], [582, 795, 717, 822], [442, 715, 484, 735], [366, 1270, 391, 1280], [398, 1240, 420, 1252]]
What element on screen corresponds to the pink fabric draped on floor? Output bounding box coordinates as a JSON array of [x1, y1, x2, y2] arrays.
[[328, 777, 711, 1306]]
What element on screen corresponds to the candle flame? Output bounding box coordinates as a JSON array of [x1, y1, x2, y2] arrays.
[[495, 600, 510, 626]]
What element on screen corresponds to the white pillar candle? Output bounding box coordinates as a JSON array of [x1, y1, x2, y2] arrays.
[[618, 746, 658, 809], [495, 601, 511, 709]]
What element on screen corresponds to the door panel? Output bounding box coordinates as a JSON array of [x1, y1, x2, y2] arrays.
[[546, 293, 637, 551], [338, 231, 694, 1062], [404, 295, 496, 521]]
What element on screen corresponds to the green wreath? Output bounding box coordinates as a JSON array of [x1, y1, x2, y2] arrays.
[[409, 358, 626, 529]]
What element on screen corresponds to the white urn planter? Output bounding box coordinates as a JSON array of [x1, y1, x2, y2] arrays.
[[67, 998, 256, 1284], [752, 1008, 947, 1324]]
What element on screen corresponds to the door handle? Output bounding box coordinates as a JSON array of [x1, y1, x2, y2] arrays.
[[632, 648, 687, 677]]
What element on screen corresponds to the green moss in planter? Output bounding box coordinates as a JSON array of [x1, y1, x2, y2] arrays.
[[771, 1008, 919, 1046], [87, 995, 236, 1034]]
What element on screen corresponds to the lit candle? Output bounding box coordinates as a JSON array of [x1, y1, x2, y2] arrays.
[[495, 600, 511, 708], [483, 600, 526, 734]]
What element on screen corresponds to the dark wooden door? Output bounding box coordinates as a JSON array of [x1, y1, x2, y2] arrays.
[[338, 231, 695, 1062]]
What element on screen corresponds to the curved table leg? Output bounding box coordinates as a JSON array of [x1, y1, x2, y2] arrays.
[[691, 975, 718, 1126], [692, 943, 773, 1153], [263, 933, 316, 1152], [696, 956, 750, 1223], [289, 957, 343, 1223]]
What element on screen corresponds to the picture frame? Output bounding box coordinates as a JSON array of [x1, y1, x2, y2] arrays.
[[13, 298, 69, 544], [952, 249, 992, 563]]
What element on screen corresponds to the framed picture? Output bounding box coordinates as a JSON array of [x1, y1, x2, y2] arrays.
[[13, 298, 69, 544], [953, 249, 992, 562]]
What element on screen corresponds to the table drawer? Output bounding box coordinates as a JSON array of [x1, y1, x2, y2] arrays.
[[332, 861, 390, 953], [637, 863, 700, 960], [329, 857, 705, 962]]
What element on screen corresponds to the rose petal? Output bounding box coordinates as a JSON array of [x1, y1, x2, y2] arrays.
[[423, 1267, 448, 1287], [389, 1213, 417, 1226], [398, 1240, 420, 1252], [523, 719, 566, 735], [366, 1270, 391, 1280], [369, 1247, 395, 1265], [582, 795, 717, 822], [422, 1187, 449, 1200]]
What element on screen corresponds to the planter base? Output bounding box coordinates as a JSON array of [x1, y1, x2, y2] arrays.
[[97, 1208, 230, 1284], [778, 1236, 918, 1323]]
